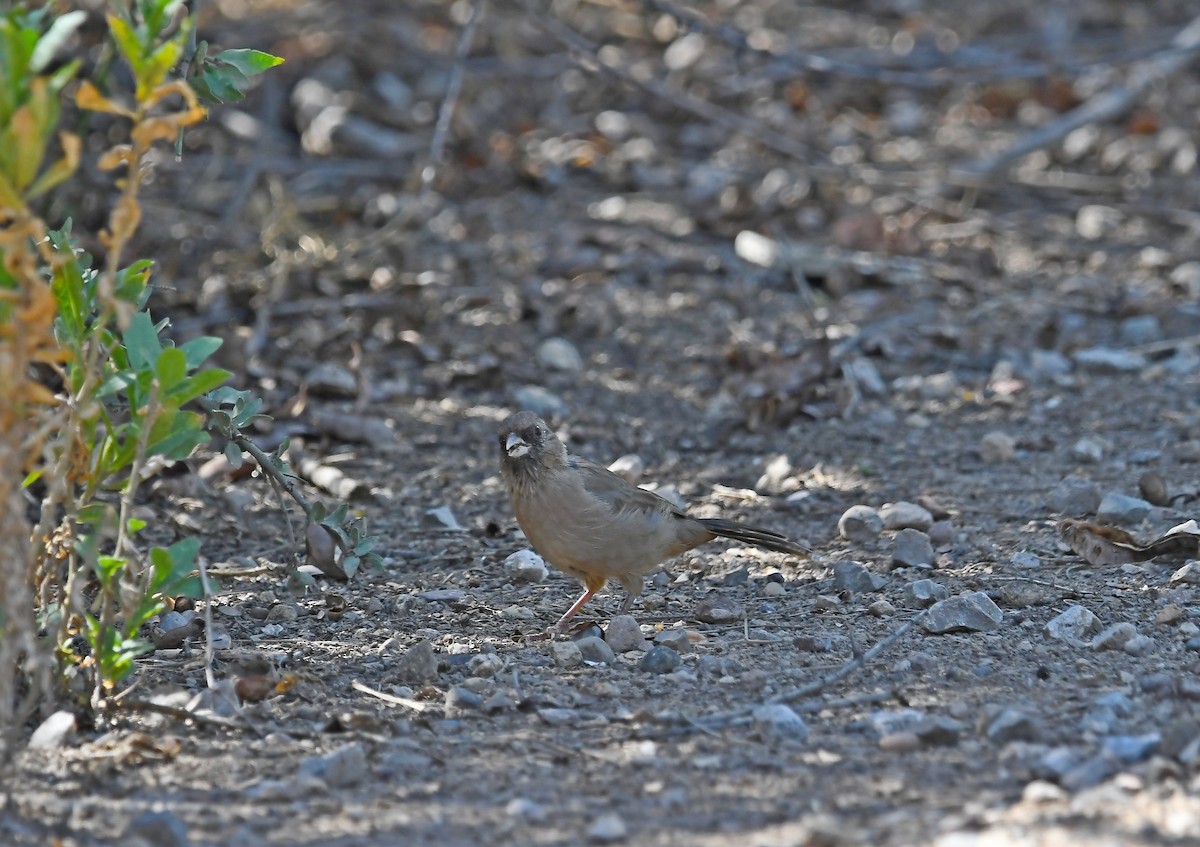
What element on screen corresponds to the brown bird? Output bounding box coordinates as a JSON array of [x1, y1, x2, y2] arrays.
[[498, 411, 809, 636]]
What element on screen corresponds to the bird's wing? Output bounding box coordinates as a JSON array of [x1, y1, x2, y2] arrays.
[[568, 455, 688, 521]]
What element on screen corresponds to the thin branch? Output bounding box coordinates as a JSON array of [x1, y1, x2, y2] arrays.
[[958, 14, 1200, 177], [424, 0, 487, 188]]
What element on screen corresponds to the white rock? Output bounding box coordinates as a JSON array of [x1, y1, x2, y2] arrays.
[[504, 549, 548, 583]]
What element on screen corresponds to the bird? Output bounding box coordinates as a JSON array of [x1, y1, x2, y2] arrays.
[[497, 411, 809, 636]]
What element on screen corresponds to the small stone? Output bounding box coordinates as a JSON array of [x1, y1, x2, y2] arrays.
[[28, 710, 76, 749], [1072, 347, 1147, 373], [417, 588, 467, 603], [504, 550, 548, 583], [550, 641, 583, 669], [607, 454, 645, 483], [575, 636, 616, 665], [1049, 475, 1102, 515], [299, 743, 368, 787], [639, 645, 681, 674], [1103, 734, 1160, 764], [512, 385, 568, 418], [995, 581, 1049, 608], [655, 630, 695, 654], [814, 594, 842, 611], [1169, 561, 1200, 585], [922, 591, 1004, 633], [468, 653, 505, 678], [914, 715, 964, 746], [604, 615, 648, 653], [1139, 472, 1170, 507], [892, 529, 934, 568], [1061, 755, 1116, 792], [1096, 492, 1152, 525], [1011, 551, 1042, 569], [1156, 604, 1184, 625], [499, 604, 536, 620], [1071, 437, 1106, 464], [838, 505, 883, 543], [868, 599, 896, 617], [979, 431, 1016, 463], [879, 731, 919, 752], [505, 797, 547, 822], [587, 812, 627, 843], [904, 579, 948, 608], [695, 595, 743, 623], [752, 703, 809, 740], [444, 686, 483, 713], [755, 454, 794, 495], [1119, 315, 1162, 346], [793, 634, 833, 653], [1091, 623, 1137, 651], [762, 581, 786, 597], [394, 640, 438, 684], [160, 610, 196, 633], [1123, 634, 1154, 656], [1044, 605, 1102, 643], [880, 501, 934, 531], [927, 520, 955, 548], [986, 708, 1040, 743], [266, 604, 299, 622], [537, 337, 583, 372], [1077, 205, 1120, 239], [833, 560, 883, 595], [484, 690, 518, 713], [125, 811, 190, 847]]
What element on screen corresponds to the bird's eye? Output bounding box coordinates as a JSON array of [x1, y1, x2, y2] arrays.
[[533, 426, 544, 437]]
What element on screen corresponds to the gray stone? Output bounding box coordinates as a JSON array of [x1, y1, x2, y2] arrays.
[[604, 615, 648, 653], [979, 431, 1016, 463], [1169, 561, 1200, 585], [1061, 755, 1117, 792], [607, 454, 645, 483], [536, 337, 584, 372], [125, 811, 190, 847], [504, 550, 547, 583], [868, 599, 896, 617], [694, 595, 743, 623], [838, 505, 883, 543], [1091, 623, 1138, 651], [1071, 437, 1106, 464], [444, 686, 483, 714], [28, 710, 76, 749], [1011, 551, 1042, 569], [913, 714, 964, 746], [1118, 315, 1162, 346], [575, 636, 616, 665], [1096, 492, 1152, 525], [1028, 349, 1073, 377], [833, 560, 883, 595], [394, 640, 438, 684], [1044, 605, 1101, 643], [550, 640, 583, 669], [928, 520, 955, 548], [986, 708, 1040, 742], [655, 629, 694, 654], [587, 812, 627, 843], [892, 529, 934, 568], [1123, 634, 1154, 656], [905, 579, 948, 608], [880, 501, 934, 531], [512, 385, 568, 418], [1102, 734, 1159, 764], [752, 703, 809, 740], [1049, 475, 1102, 515], [922, 592, 1004, 633], [639, 645, 681, 674], [299, 743, 368, 787], [1072, 347, 1148, 373]]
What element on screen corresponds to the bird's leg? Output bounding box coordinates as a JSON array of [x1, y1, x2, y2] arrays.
[[546, 574, 608, 637], [617, 573, 644, 614]]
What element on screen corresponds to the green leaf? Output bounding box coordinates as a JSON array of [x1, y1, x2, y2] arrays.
[[342, 555, 359, 579], [178, 335, 222, 369], [169, 367, 231, 406], [22, 469, 42, 488], [95, 555, 125, 588], [124, 312, 161, 371], [30, 10, 86, 73], [155, 346, 187, 390], [126, 517, 147, 534], [148, 425, 209, 461], [223, 441, 243, 469], [95, 369, 137, 398], [353, 535, 378, 556], [193, 65, 246, 104], [213, 48, 284, 77], [107, 14, 145, 76]]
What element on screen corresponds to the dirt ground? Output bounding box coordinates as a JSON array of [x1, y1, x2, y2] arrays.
[[5, 1, 1200, 845]]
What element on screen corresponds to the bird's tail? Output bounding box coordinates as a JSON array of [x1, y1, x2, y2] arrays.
[[698, 518, 809, 556]]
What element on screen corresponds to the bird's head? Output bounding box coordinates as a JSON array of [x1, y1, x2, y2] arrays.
[[497, 411, 566, 481]]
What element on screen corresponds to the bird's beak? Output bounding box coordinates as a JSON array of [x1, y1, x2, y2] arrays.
[[505, 432, 530, 458]]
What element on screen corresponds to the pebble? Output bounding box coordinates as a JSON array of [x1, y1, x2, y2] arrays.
[[1096, 492, 1152, 525], [838, 505, 883, 543], [607, 454, 645, 483], [752, 704, 809, 740], [655, 629, 695, 653], [1060, 755, 1116, 792], [504, 550, 548, 583], [550, 641, 583, 669], [762, 581, 786, 597], [536, 337, 583, 372], [1169, 562, 1200, 585], [299, 743, 368, 787], [755, 454, 794, 495], [694, 595, 743, 623], [904, 579, 948, 608], [505, 798, 547, 822], [880, 501, 934, 531], [1072, 347, 1147, 373], [1119, 315, 1162, 346], [587, 812, 627, 843], [833, 560, 883, 595], [879, 731, 920, 752], [922, 591, 1003, 633], [927, 520, 955, 548], [868, 599, 896, 617], [639, 645, 681, 674], [979, 431, 1016, 463], [466, 653, 505, 677], [444, 686, 482, 713], [499, 604, 536, 620], [1044, 605, 1101, 643], [28, 710, 76, 749], [814, 595, 842, 611], [1011, 551, 1042, 569], [575, 636, 616, 665], [892, 529, 934, 568], [160, 610, 196, 633], [1156, 604, 1185, 625], [793, 634, 833, 653], [1123, 634, 1154, 656], [1071, 437, 1106, 464], [1091, 623, 1137, 651], [985, 708, 1040, 743], [484, 690, 518, 713], [512, 385, 568, 418], [1103, 734, 1160, 764], [995, 581, 1049, 608], [124, 810, 190, 847], [393, 640, 438, 684], [604, 615, 649, 652], [1049, 475, 1101, 515]]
